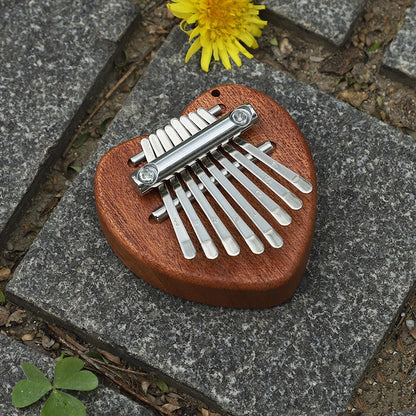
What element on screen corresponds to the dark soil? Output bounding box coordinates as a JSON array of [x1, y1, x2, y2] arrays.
[[1, 0, 416, 414]]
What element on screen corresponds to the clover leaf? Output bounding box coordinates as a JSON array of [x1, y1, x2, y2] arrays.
[[54, 357, 98, 391], [41, 390, 86, 416], [12, 363, 52, 407], [12, 355, 98, 416]]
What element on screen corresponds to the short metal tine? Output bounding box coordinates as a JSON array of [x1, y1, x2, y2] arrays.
[[128, 106, 222, 165], [226, 145, 303, 210], [234, 136, 313, 194], [188, 111, 208, 130], [214, 146, 292, 226], [142, 137, 196, 259], [180, 115, 199, 135], [201, 156, 283, 249], [164, 125, 182, 146], [197, 107, 217, 124], [148, 133, 165, 157], [170, 118, 191, 140], [156, 128, 174, 151], [140, 138, 155, 161]]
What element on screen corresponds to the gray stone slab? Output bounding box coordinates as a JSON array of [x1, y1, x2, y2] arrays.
[[264, 0, 367, 46], [382, 3, 416, 84], [0, 0, 137, 243], [7, 27, 416, 416], [0, 334, 153, 415]]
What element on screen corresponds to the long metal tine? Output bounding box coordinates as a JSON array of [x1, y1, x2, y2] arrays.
[[162, 127, 240, 256], [154, 130, 218, 259], [233, 136, 313, 194], [190, 111, 292, 227], [141, 138, 196, 259], [200, 156, 283, 249], [151, 141, 274, 222], [170, 116, 264, 254], [179, 114, 283, 249], [225, 144, 303, 210]]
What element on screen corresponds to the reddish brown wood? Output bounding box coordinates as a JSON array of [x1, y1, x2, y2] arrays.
[[94, 85, 317, 308]]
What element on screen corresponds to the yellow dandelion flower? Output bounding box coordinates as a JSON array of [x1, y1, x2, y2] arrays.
[[167, 0, 267, 72]]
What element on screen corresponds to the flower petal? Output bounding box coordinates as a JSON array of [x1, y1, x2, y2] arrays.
[[185, 38, 202, 63], [201, 43, 213, 72]]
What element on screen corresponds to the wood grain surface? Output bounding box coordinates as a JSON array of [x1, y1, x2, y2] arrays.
[[94, 85, 317, 308]]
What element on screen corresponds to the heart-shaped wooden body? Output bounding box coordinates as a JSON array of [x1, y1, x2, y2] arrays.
[[94, 85, 316, 308]]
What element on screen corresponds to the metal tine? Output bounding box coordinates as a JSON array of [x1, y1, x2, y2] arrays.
[[198, 107, 312, 194], [197, 108, 303, 211], [233, 136, 313, 194], [141, 138, 196, 260], [189, 112, 292, 227], [171, 116, 264, 255], [164, 116, 240, 256], [153, 131, 218, 260], [181, 115, 283, 249], [151, 140, 274, 223], [129, 106, 222, 167], [223, 144, 303, 210]]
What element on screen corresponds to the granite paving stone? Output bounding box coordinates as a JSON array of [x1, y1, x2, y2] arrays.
[[263, 0, 367, 46], [0, 334, 154, 416], [7, 28, 416, 415], [0, 0, 137, 244], [382, 2, 416, 84]]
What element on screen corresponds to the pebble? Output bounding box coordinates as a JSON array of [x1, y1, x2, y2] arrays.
[[0, 267, 11, 280], [21, 333, 35, 341], [351, 63, 374, 84], [406, 319, 415, 330], [279, 38, 293, 57]]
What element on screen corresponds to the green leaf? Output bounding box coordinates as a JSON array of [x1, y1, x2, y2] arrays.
[[68, 165, 81, 173], [0, 290, 5, 304], [73, 132, 90, 149], [115, 50, 128, 68], [369, 41, 381, 52], [155, 379, 169, 393], [99, 117, 113, 136], [376, 96, 383, 107], [41, 390, 86, 416], [86, 349, 109, 364], [54, 357, 98, 391], [269, 37, 278, 46], [12, 363, 52, 408]]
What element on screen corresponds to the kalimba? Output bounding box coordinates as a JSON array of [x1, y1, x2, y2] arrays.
[[94, 85, 317, 308]]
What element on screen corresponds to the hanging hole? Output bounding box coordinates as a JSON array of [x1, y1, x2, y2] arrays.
[[211, 89, 221, 97]]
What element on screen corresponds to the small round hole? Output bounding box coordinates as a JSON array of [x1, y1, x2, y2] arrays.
[[211, 89, 221, 97]]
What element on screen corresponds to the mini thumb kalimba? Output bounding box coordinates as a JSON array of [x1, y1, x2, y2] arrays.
[[94, 85, 317, 308]]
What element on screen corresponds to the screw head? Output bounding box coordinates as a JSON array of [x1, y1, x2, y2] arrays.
[[137, 164, 158, 185], [230, 108, 251, 126]]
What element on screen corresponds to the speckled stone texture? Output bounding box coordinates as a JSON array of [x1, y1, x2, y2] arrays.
[[0, 0, 137, 242], [0, 334, 154, 415], [7, 28, 416, 415], [263, 0, 367, 46], [382, 3, 416, 83]]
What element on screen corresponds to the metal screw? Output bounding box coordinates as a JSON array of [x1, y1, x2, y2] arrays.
[[230, 108, 251, 126], [137, 164, 158, 184]]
